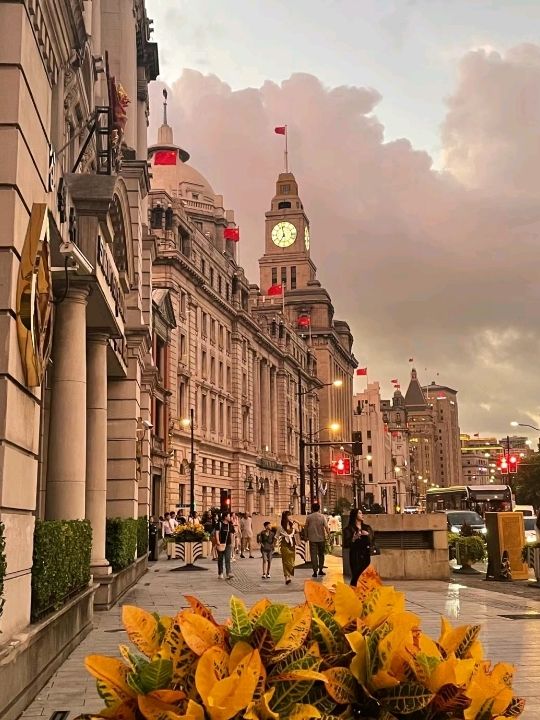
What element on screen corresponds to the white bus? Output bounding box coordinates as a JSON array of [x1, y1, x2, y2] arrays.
[[426, 484, 513, 515]]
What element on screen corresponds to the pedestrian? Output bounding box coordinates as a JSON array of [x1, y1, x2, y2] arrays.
[[241, 512, 254, 558], [214, 511, 235, 580], [162, 512, 176, 560], [231, 512, 241, 559], [258, 521, 276, 578], [176, 510, 186, 525], [343, 508, 373, 586], [278, 511, 296, 585], [304, 502, 329, 577]]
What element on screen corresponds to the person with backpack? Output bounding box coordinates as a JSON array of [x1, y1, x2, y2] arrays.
[[213, 511, 235, 579], [258, 521, 276, 579]]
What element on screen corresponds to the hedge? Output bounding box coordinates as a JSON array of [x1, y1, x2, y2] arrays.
[[137, 516, 149, 558], [31, 519, 92, 622], [106, 517, 138, 571], [0, 521, 6, 621]]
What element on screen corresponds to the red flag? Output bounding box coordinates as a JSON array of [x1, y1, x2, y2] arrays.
[[297, 315, 311, 328], [391, 378, 398, 384], [274, 126, 286, 135], [154, 150, 177, 165], [356, 367, 368, 376], [224, 227, 240, 241], [268, 284, 283, 296]]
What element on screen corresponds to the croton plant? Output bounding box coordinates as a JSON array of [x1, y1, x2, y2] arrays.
[[78, 568, 524, 720]]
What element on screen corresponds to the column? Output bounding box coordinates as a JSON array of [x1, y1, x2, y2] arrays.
[[260, 360, 270, 450], [270, 367, 278, 454], [46, 288, 89, 520], [86, 334, 111, 574], [252, 355, 260, 450]]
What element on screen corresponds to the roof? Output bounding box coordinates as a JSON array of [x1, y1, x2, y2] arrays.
[[404, 369, 427, 409]]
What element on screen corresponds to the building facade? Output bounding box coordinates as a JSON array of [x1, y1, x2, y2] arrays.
[[0, 0, 157, 663], [148, 114, 320, 516], [380, 389, 411, 506]]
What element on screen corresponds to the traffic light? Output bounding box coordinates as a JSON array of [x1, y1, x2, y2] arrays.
[[499, 456, 508, 475], [352, 431, 363, 456], [220, 489, 231, 511], [509, 455, 518, 474], [332, 458, 351, 475]]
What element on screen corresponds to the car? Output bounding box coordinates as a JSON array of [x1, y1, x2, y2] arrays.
[[446, 510, 487, 535], [524, 516, 538, 544], [514, 505, 535, 517]]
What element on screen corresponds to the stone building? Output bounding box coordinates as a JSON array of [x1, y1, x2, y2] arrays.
[[0, 1, 158, 715], [148, 112, 320, 516], [380, 389, 411, 506], [258, 172, 357, 508]]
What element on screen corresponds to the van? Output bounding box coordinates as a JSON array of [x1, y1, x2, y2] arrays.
[[513, 505, 535, 517]]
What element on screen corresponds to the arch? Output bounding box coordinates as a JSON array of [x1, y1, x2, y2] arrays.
[[110, 177, 135, 289]]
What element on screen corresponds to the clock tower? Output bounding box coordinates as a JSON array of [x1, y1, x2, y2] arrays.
[[259, 172, 317, 293]]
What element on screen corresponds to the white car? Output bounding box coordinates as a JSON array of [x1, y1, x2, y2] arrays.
[[524, 517, 538, 544]]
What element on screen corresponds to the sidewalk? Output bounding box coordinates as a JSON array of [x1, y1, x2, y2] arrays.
[[21, 551, 540, 719]]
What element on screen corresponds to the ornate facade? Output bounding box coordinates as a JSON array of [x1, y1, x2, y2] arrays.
[[0, 0, 158, 681], [148, 114, 320, 516]]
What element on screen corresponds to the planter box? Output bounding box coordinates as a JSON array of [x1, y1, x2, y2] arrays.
[[0, 584, 95, 720], [169, 540, 205, 566], [93, 555, 148, 611]]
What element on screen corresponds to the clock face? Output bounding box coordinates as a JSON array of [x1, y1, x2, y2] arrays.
[[271, 221, 297, 248], [304, 226, 310, 250]]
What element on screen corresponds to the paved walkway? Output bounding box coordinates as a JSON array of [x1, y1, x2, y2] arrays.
[[21, 552, 540, 719]]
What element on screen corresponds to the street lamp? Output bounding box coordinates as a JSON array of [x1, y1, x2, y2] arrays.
[[298, 373, 343, 514], [510, 421, 540, 452], [309, 422, 340, 504], [181, 409, 195, 517]]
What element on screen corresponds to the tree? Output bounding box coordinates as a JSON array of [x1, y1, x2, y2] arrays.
[[513, 453, 540, 507]]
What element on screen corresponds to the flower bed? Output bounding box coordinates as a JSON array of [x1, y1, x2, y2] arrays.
[[171, 524, 209, 543], [77, 568, 524, 719]]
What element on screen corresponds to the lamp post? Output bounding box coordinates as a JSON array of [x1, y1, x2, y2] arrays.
[[297, 372, 342, 514], [181, 409, 195, 517], [511, 421, 540, 452], [309, 422, 340, 506]]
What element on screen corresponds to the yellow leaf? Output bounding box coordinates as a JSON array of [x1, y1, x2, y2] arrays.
[[195, 646, 229, 704], [184, 595, 218, 624], [137, 695, 184, 719], [271, 669, 327, 682], [361, 587, 408, 630], [370, 669, 401, 690], [334, 583, 362, 627], [178, 611, 226, 655], [274, 603, 312, 651], [347, 630, 368, 686], [354, 566, 383, 599], [85, 655, 134, 704], [323, 667, 358, 703], [205, 649, 261, 720], [288, 703, 322, 719], [244, 689, 279, 720], [229, 640, 255, 673], [438, 620, 481, 658], [248, 598, 271, 623], [184, 701, 206, 720], [122, 606, 162, 657], [427, 655, 475, 693], [147, 690, 187, 705], [303, 581, 334, 612], [464, 662, 514, 720]]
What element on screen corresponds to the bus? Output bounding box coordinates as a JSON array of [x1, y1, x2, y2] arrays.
[[426, 485, 513, 515]]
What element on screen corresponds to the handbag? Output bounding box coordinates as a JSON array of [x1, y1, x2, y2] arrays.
[[216, 523, 229, 553], [370, 542, 381, 556]]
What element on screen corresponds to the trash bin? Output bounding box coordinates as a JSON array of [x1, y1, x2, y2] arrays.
[[149, 523, 160, 561]]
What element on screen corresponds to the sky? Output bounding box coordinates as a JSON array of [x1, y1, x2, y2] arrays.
[[145, 0, 540, 440]]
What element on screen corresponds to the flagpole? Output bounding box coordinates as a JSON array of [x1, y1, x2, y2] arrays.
[[285, 125, 288, 173]]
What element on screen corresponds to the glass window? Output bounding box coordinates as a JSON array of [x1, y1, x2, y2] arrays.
[[281, 267, 287, 286], [291, 266, 296, 289], [272, 267, 278, 285]]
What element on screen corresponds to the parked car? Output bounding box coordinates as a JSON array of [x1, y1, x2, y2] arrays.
[[524, 516, 538, 544], [446, 510, 487, 535], [514, 505, 535, 517]]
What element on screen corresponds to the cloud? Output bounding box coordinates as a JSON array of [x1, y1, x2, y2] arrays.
[[148, 48, 540, 438]]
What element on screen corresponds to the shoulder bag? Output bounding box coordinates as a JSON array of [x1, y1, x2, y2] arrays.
[[216, 523, 229, 553]]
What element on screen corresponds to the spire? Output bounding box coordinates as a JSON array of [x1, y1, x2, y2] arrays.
[[157, 87, 174, 146], [404, 368, 427, 409]]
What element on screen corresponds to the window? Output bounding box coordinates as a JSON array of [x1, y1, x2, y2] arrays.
[[192, 193, 199, 200], [242, 339, 247, 361], [201, 350, 207, 377], [211, 398, 216, 431], [368, 473, 373, 483], [202, 458, 208, 473], [226, 366, 231, 391], [271, 267, 278, 285], [210, 356, 216, 383], [201, 258, 206, 275], [220, 461, 225, 477], [219, 361, 223, 387], [212, 460, 216, 475], [227, 404, 232, 435], [180, 292, 186, 315], [180, 333, 187, 361], [226, 330, 231, 353], [210, 319, 216, 342], [291, 266, 296, 289], [280, 184, 291, 193], [281, 267, 287, 286], [219, 402, 224, 434], [367, 430, 372, 439], [218, 276, 222, 294], [367, 445, 372, 453], [201, 393, 207, 427], [225, 283, 230, 301], [194, 306, 199, 330], [218, 324, 224, 348], [242, 372, 247, 397], [201, 312, 208, 337], [210, 268, 214, 287]]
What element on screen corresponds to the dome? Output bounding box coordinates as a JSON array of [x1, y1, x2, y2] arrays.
[[175, 162, 215, 203]]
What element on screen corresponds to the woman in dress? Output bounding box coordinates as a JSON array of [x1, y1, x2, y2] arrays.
[[343, 508, 373, 586], [278, 510, 296, 585]]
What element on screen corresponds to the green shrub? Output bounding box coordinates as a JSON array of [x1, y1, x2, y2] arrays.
[[0, 521, 6, 621], [455, 534, 486, 566], [106, 517, 137, 571], [137, 516, 149, 558], [31, 520, 92, 622]]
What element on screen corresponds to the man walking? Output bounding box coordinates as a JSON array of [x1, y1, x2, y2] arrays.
[[304, 502, 328, 577], [258, 521, 276, 578], [240, 512, 254, 558]]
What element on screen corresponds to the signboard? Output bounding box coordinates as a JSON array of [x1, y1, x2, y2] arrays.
[[485, 511, 528, 581]]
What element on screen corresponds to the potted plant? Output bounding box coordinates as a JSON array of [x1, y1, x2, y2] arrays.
[[165, 524, 209, 565], [453, 535, 487, 573], [77, 567, 525, 719]]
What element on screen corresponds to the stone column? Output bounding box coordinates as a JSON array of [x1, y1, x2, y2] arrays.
[[46, 287, 89, 520], [260, 360, 270, 450], [270, 367, 278, 454], [86, 334, 111, 574], [253, 357, 261, 450]]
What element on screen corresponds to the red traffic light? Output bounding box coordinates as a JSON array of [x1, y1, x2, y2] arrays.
[[509, 455, 518, 474], [331, 458, 351, 475], [499, 457, 508, 475]]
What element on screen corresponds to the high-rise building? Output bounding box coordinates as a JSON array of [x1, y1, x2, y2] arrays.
[[258, 173, 357, 507], [380, 389, 411, 506], [423, 382, 463, 488]]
